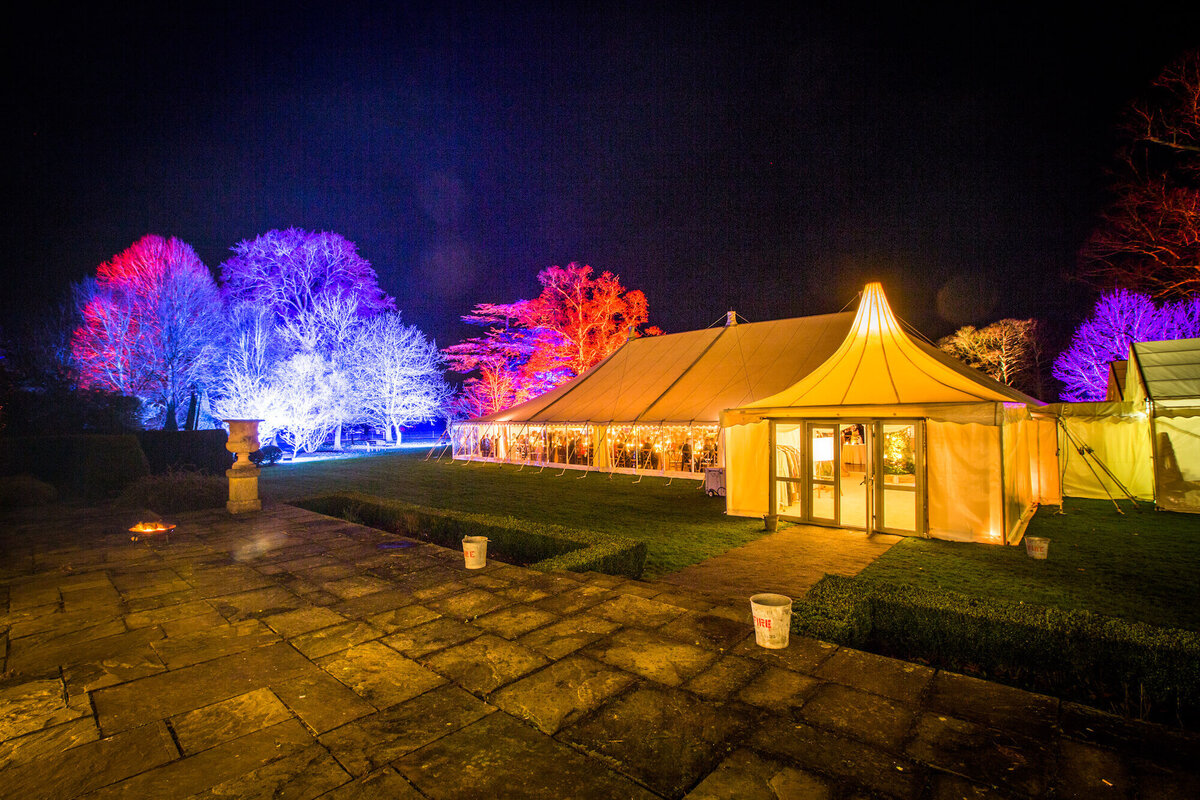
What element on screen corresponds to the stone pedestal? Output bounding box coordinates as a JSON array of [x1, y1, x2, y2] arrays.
[[224, 419, 263, 514]]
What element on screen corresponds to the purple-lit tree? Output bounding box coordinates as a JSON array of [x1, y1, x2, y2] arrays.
[[72, 235, 224, 428], [1053, 290, 1200, 401], [220, 228, 394, 324], [271, 351, 351, 458], [220, 229, 395, 448]]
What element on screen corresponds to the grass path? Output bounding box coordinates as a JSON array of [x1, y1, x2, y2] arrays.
[[259, 450, 769, 579]]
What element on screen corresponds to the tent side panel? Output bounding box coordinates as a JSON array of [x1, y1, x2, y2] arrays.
[[1002, 416, 1039, 544], [1058, 415, 1154, 501], [1154, 415, 1200, 512], [927, 421, 1003, 543], [725, 421, 769, 518], [1034, 417, 1062, 504]]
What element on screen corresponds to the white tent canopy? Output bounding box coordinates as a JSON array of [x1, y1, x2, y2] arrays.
[[452, 310, 855, 476]]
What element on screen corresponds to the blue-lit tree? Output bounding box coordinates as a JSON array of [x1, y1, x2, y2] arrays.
[[350, 313, 450, 442]]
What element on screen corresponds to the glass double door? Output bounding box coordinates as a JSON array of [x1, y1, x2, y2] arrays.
[[775, 420, 923, 535]]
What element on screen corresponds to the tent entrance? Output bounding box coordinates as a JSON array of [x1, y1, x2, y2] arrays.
[[771, 419, 924, 536]]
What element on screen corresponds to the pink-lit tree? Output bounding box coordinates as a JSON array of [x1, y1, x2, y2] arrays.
[[72, 235, 224, 428], [1053, 290, 1200, 401], [444, 264, 659, 417]]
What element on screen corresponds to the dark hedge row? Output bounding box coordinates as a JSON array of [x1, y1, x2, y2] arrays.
[[299, 491, 647, 579], [0, 435, 150, 502], [136, 430, 232, 475], [795, 574, 1200, 726]]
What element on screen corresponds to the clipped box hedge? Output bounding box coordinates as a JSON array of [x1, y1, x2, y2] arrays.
[[137, 429, 232, 475], [0, 434, 150, 502], [796, 575, 1200, 725], [298, 491, 647, 579]]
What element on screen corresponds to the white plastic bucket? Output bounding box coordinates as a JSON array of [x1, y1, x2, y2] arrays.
[[750, 593, 792, 649], [1025, 536, 1049, 560], [462, 536, 489, 569]]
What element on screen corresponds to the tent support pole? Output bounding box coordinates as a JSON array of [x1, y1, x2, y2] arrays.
[[766, 420, 779, 532]]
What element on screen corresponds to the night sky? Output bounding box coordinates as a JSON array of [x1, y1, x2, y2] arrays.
[[4, 3, 1197, 354]]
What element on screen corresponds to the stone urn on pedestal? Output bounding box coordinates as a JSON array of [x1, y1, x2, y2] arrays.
[[224, 419, 263, 514]]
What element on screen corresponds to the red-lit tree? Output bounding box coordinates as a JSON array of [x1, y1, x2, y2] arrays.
[[445, 264, 659, 417], [1079, 50, 1200, 295], [72, 235, 224, 428]]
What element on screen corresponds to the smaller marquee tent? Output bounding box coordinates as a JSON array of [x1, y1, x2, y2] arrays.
[[1062, 337, 1200, 513], [722, 283, 1060, 544]]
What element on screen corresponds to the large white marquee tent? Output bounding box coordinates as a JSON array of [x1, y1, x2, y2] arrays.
[[452, 310, 855, 476]]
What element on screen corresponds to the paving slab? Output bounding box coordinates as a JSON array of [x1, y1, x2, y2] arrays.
[[472, 603, 558, 638], [584, 626, 717, 687], [0, 716, 101, 769], [318, 684, 495, 776], [813, 645, 935, 705], [684, 748, 835, 800], [397, 710, 659, 800], [92, 641, 313, 734], [318, 640, 446, 708], [0, 721, 178, 800], [169, 687, 293, 754], [684, 654, 765, 701], [269, 665, 377, 734], [751, 716, 923, 798], [490, 654, 636, 734], [261, 605, 348, 638], [558, 684, 755, 798], [517, 612, 620, 659], [289, 620, 382, 659], [904, 711, 1049, 797], [188, 742, 351, 800], [318, 767, 426, 800], [419, 633, 549, 694], [85, 718, 315, 799], [798, 681, 919, 751], [0, 677, 92, 741]]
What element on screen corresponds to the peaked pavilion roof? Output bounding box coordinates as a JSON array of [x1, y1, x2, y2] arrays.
[[739, 282, 1041, 410]]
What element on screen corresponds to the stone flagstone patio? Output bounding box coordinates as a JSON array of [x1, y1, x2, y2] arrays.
[[1, 502, 1198, 798]]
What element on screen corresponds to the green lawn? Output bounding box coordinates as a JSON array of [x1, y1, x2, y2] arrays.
[[259, 449, 768, 579], [856, 498, 1200, 631]]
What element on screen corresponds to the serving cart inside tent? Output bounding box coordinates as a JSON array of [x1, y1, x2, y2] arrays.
[[722, 283, 1061, 544]]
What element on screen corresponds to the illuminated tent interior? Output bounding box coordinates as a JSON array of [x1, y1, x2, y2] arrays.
[[722, 283, 1061, 544], [1059, 337, 1200, 513], [451, 310, 854, 477]]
